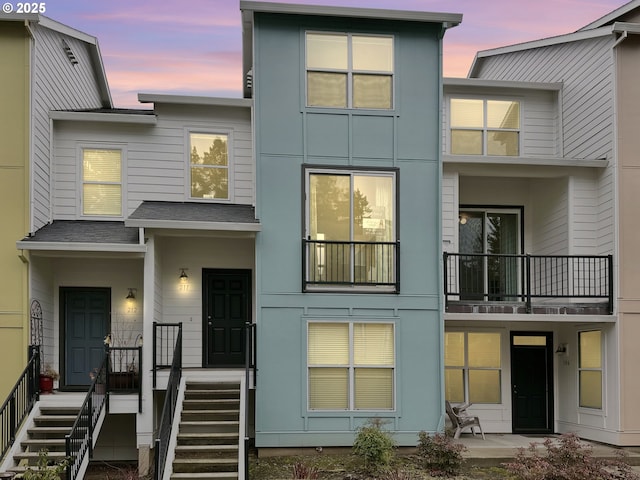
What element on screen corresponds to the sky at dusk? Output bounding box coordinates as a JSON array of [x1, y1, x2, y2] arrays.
[[37, 0, 629, 107]]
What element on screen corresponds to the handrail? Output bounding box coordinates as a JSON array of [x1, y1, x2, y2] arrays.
[[0, 346, 40, 461], [65, 354, 108, 480], [243, 322, 256, 480], [153, 322, 182, 389], [444, 252, 613, 313], [106, 345, 143, 413], [154, 323, 182, 480]]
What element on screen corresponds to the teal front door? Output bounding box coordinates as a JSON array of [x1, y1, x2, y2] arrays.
[[62, 288, 110, 387]]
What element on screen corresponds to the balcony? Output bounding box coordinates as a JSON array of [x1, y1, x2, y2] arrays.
[[444, 253, 613, 315], [303, 239, 399, 292]]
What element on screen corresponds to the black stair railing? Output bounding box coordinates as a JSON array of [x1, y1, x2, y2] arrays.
[[244, 322, 256, 480], [153, 322, 182, 390], [65, 354, 108, 480], [0, 346, 40, 461], [154, 323, 182, 480]]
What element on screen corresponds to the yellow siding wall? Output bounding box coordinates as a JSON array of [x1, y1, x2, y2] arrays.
[[0, 22, 30, 400]]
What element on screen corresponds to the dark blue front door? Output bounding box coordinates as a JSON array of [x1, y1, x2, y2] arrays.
[[62, 288, 110, 386]]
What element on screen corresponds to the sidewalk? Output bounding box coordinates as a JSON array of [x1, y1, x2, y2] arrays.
[[455, 434, 640, 468]]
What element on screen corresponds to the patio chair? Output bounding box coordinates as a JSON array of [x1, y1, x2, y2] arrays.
[[445, 400, 485, 440]]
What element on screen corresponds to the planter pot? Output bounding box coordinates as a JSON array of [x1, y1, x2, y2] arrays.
[[39, 374, 54, 394]]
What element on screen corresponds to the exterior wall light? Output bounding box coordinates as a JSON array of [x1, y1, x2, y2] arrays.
[[179, 268, 189, 282], [126, 288, 137, 300]]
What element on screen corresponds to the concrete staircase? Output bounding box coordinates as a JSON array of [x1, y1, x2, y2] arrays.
[[5, 405, 79, 477], [170, 382, 241, 480]]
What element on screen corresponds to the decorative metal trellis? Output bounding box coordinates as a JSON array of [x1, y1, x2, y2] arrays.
[[30, 299, 43, 347]]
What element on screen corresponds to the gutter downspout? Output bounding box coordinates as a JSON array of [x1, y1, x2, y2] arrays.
[[613, 30, 628, 48]]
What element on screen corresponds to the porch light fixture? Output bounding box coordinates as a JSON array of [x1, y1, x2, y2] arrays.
[[126, 288, 136, 300], [179, 268, 188, 282], [555, 343, 568, 355], [459, 215, 467, 225]]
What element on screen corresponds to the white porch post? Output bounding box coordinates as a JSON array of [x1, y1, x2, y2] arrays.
[[137, 233, 155, 476]]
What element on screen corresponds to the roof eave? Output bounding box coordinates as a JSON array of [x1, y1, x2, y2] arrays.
[[469, 25, 614, 77], [49, 111, 157, 124], [138, 93, 252, 108], [444, 77, 563, 91], [125, 219, 261, 232], [17, 241, 147, 252]]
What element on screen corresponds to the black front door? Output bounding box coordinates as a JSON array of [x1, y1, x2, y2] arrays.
[[62, 288, 110, 387], [203, 269, 250, 367], [511, 332, 553, 433]]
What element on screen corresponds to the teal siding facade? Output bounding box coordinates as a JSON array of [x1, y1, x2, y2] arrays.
[[252, 11, 447, 447]]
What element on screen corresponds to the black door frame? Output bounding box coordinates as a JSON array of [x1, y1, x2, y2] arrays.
[[510, 331, 554, 434], [59, 287, 111, 390], [201, 268, 252, 367]]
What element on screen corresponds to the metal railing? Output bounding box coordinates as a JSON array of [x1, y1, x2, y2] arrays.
[[243, 322, 256, 480], [106, 345, 142, 413], [65, 354, 108, 480], [154, 323, 182, 480], [0, 346, 40, 461], [444, 253, 613, 313], [153, 322, 182, 389], [303, 239, 399, 291]]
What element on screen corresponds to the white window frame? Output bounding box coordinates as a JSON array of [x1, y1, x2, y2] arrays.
[[578, 329, 604, 411], [78, 144, 126, 219], [448, 96, 521, 156], [305, 31, 395, 110], [185, 129, 234, 202], [445, 330, 503, 405], [307, 321, 396, 412]]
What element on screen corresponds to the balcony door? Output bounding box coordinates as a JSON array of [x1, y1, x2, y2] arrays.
[[458, 207, 522, 301]]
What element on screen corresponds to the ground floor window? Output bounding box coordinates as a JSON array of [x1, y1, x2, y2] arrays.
[[445, 331, 501, 404], [308, 322, 394, 410], [578, 330, 602, 409]]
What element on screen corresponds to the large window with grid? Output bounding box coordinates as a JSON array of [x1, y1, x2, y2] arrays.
[[82, 148, 122, 216], [579, 330, 602, 409], [450, 98, 520, 156], [308, 322, 395, 410], [445, 331, 501, 404], [189, 132, 229, 200], [306, 32, 394, 109]]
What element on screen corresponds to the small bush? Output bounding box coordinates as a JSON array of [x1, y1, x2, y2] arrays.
[[22, 449, 69, 480], [416, 431, 466, 477], [352, 418, 396, 475], [291, 461, 319, 480], [503, 432, 639, 480]]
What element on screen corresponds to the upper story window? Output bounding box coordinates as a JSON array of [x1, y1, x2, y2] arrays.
[[450, 99, 520, 156], [304, 168, 398, 291], [189, 132, 229, 200], [306, 33, 393, 109], [82, 148, 122, 217]]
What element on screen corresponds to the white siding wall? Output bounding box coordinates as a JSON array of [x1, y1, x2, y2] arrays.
[[530, 177, 569, 255], [473, 36, 615, 255], [441, 170, 458, 252], [52, 103, 253, 218], [30, 257, 55, 378], [31, 23, 105, 230], [157, 237, 255, 368]]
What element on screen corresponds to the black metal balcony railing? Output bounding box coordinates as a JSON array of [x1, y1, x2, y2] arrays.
[[106, 346, 142, 413], [444, 253, 613, 314], [154, 323, 182, 480], [303, 239, 399, 291]]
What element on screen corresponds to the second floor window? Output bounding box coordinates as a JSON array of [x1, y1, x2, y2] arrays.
[[305, 168, 397, 290], [450, 98, 520, 156], [190, 133, 229, 200], [306, 32, 393, 109], [82, 148, 122, 216]]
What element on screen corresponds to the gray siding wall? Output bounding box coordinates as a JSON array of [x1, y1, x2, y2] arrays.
[[474, 35, 615, 255], [52, 104, 253, 219], [31, 23, 105, 229]]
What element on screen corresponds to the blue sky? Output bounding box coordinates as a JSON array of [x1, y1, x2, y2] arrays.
[[38, 0, 628, 107]]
